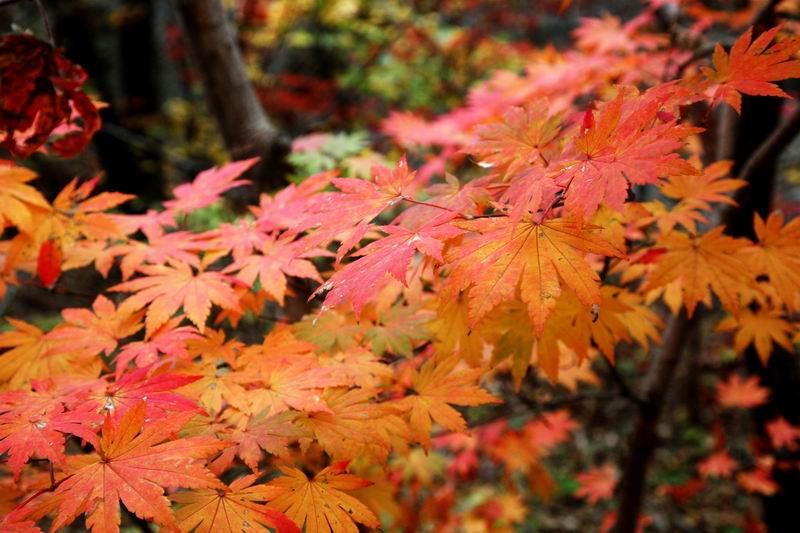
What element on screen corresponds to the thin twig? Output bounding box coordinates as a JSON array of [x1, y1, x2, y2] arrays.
[[601, 355, 646, 407], [32, 0, 53, 45]]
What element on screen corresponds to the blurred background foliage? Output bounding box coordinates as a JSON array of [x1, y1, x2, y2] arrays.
[[1, 0, 634, 207]]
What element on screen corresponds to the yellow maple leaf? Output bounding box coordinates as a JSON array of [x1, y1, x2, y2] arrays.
[[264, 461, 379, 533]]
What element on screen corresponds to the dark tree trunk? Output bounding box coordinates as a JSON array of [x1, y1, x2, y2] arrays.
[[721, 97, 800, 533], [614, 312, 691, 533], [173, 0, 289, 192]]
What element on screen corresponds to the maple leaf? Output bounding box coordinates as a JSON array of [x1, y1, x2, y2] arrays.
[[650, 160, 744, 233], [364, 301, 433, 357], [32, 176, 133, 247], [45, 295, 143, 359], [263, 461, 379, 533], [105, 229, 208, 280], [574, 464, 617, 505], [716, 308, 793, 363], [766, 417, 800, 450], [224, 235, 321, 304], [427, 295, 488, 366], [0, 34, 100, 158], [225, 411, 307, 471], [0, 383, 102, 479], [114, 318, 200, 372], [251, 170, 334, 232], [0, 162, 50, 237], [73, 367, 202, 421], [163, 158, 256, 213], [293, 309, 364, 353], [524, 410, 577, 450], [111, 260, 241, 337], [293, 156, 418, 258], [316, 219, 462, 315], [702, 26, 800, 113], [464, 100, 562, 181], [235, 359, 346, 416], [172, 474, 300, 533], [741, 212, 800, 312], [643, 227, 752, 317], [295, 387, 408, 463], [38, 401, 226, 533], [697, 449, 738, 479], [737, 468, 778, 495], [396, 356, 500, 449], [716, 374, 769, 409], [447, 216, 624, 335], [556, 89, 699, 218], [0, 318, 100, 391], [36, 239, 62, 288]]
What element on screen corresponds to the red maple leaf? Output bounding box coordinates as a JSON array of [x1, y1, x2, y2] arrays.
[[31, 401, 227, 533], [111, 260, 241, 337], [0, 381, 102, 479], [164, 158, 257, 213], [294, 156, 419, 259], [315, 217, 462, 314], [0, 34, 100, 158], [574, 464, 617, 505], [72, 367, 202, 422], [556, 88, 699, 218], [716, 374, 770, 409]]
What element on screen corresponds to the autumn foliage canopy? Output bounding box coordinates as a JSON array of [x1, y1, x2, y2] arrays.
[[2, 1, 800, 532]]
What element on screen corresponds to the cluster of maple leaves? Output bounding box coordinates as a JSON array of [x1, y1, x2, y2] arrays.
[[2, 2, 800, 532]]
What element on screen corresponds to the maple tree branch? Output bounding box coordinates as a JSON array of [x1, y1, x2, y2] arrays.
[[718, 107, 800, 227], [735, 107, 800, 185], [32, 0, 53, 46], [173, 0, 290, 191], [600, 355, 645, 407], [614, 311, 691, 533]]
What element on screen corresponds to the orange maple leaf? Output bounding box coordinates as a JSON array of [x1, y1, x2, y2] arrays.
[[111, 260, 241, 337], [224, 235, 321, 305], [447, 216, 625, 336], [737, 468, 778, 495], [643, 227, 752, 317], [650, 160, 744, 233], [264, 461, 379, 533], [716, 374, 769, 409], [296, 387, 407, 463], [172, 473, 300, 533], [45, 295, 143, 359], [43, 401, 227, 533], [716, 308, 793, 363], [396, 356, 500, 449], [766, 416, 800, 450], [742, 212, 800, 312], [698, 449, 738, 479], [0, 162, 49, 233], [464, 100, 562, 182], [703, 26, 800, 113], [574, 464, 617, 505], [0, 318, 100, 390]]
